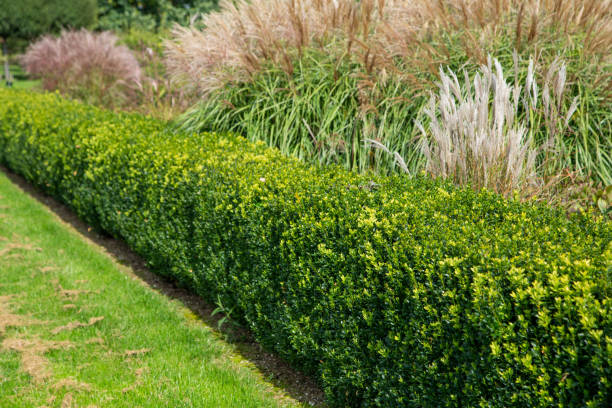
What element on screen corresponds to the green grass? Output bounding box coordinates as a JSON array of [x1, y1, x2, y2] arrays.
[[0, 64, 40, 90], [0, 170, 304, 407]]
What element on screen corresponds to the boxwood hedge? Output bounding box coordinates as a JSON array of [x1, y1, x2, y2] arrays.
[[0, 89, 610, 407]]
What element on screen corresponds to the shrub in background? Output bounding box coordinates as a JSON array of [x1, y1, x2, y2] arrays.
[[96, 0, 218, 31], [1, 89, 610, 407], [22, 29, 141, 108], [45, 0, 99, 33], [0, 0, 97, 43], [21, 27, 197, 118]]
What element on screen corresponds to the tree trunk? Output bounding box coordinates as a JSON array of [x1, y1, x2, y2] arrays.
[[2, 39, 12, 88]]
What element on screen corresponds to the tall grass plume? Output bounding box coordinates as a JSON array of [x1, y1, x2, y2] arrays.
[[415, 56, 577, 197], [23, 30, 142, 107]]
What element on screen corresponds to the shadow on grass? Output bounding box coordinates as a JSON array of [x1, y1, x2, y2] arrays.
[[0, 165, 326, 407]]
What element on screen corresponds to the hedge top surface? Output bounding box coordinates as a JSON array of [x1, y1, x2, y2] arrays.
[[0, 89, 610, 407]]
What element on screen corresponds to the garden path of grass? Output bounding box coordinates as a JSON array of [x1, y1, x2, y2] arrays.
[[0, 64, 40, 90], [0, 168, 322, 407]]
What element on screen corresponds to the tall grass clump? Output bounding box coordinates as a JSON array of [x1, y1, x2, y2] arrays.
[[178, 50, 424, 173], [166, 0, 611, 191], [371, 55, 580, 197], [22, 29, 142, 108], [167, 0, 611, 90], [164, 0, 378, 93]]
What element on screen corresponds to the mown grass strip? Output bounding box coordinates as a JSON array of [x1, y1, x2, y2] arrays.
[[0, 169, 307, 408]]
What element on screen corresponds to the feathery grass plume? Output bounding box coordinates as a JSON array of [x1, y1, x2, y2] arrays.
[[383, 1, 612, 58], [22, 29, 142, 108], [164, 0, 387, 94], [413, 55, 578, 197], [418, 57, 537, 195], [166, 0, 611, 94]]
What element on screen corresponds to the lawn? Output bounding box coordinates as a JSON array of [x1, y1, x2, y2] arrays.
[[0, 169, 309, 408], [0, 64, 40, 90]]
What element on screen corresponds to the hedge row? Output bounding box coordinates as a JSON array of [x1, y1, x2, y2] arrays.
[[0, 90, 610, 407]]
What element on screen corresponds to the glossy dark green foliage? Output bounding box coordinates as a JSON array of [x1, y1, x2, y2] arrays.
[[0, 90, 610, 407]]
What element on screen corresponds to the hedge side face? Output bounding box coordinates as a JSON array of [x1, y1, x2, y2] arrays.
[[0, 90, 610, 407]]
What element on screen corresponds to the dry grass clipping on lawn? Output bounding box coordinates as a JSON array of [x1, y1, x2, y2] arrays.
[[61, 392, 73, 408], [123, 348, 151, 357], [0, 242, 43, 257], [1, 338, 73, 383], [52, 280, 99, 301], [51, 377, 93, 392], [0, 295, 44, 335], [51, 317, 104, 335]]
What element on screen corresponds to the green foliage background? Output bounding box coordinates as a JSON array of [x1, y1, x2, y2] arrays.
[[0, 0, 217, 51], [96, 0, 217, 31], [0, 0, 97, 42], [1, 89, 610, 407]]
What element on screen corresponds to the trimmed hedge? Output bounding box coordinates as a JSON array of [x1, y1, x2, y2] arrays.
[[0, 89, 610, 407]]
